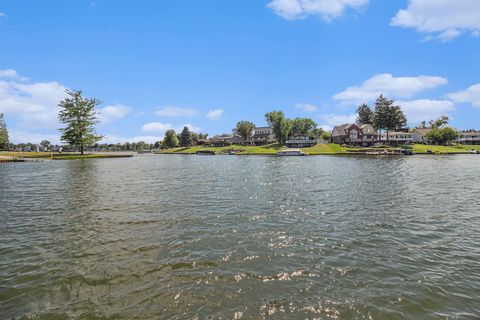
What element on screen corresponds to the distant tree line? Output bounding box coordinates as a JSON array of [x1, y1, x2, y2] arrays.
[[0, 113, 9, 150]]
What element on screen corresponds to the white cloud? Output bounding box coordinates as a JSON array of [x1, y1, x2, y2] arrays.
[[267, 0, 368, 21], [333, 73, 447, 104], [398, 99, 456, 124], [448, 83, 480, 108], [319, 124, 333, 131], [0, 78, 68, 128], [179, 123, 201, 133], [97, 104, 130, 123], [391, 0, 480, 41], [295, 103, 318, 112], [154, 106, 197, 117], [206, 109, 224, 120], [142, 122, 174, 132], [0, 69, 29, 81], [318, 113, 356, 126], [142, 122, 200, 134]]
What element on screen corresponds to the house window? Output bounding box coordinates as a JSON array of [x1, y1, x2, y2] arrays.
[[350, 129, 358, 140]]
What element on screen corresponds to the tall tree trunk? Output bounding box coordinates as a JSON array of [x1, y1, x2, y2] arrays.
[[81, 145, 84, 155], [386, 130, 390, 144]]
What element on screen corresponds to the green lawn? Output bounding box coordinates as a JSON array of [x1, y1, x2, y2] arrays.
[[161, 143, 352, 155], [160, 144, 283, 155], [412, 144, 479, 154], [160, 143, 480, 156]]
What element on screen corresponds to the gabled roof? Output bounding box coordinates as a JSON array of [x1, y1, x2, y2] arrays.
[[331, 123, 364, 137], [331, 124, 351, 137], [359, 124, 373, 130], [412, 128, 432, 135]]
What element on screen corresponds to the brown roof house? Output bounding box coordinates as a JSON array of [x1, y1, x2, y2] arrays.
[[331, 123, 378, 146]]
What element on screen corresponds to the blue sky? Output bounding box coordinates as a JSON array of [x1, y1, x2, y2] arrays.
[[1, 0, 480, 143]]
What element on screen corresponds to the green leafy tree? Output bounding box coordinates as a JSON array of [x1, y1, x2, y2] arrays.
[[58, 90, 103, 155], [426, 127, 458, 145], [429, 115, 449, 129], [441, 127, 459, 144], [356, 103, 373, 125], [40, 140, 51, 151], [425, 129, 442, 145], [310, 127, 325, 140], [321, 131, 331, 141], [290, 118, 317, 137], [163, 129, 179, 148], [0, 113, 9, 150], [373, 95, 407, 142], [265, 111, 291, 145], [180, 126, 192, 148], [235, 120, 255, 144], [137, 141, 148, 150]]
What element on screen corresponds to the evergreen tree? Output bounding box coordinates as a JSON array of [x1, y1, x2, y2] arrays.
[[58, 90, 103, 155], [356, 103, 373, 125], [163, 130, 179, 148], [373, 95, 407, 142], [265, 111, 291, 145], [0, 113, 9, 150], [180, 126, 192, 148], [235, 120, 255, 144]]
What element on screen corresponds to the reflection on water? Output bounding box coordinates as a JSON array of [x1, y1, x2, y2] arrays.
[[1, 155, 480, 319]]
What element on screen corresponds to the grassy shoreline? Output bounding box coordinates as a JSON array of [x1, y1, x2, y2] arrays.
[[2, 144, 479, 161], [0, 152, 134, 160], [158, 143, 480, 156]]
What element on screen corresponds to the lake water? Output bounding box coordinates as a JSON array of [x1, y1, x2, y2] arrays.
[[1, 154, 480, 319]]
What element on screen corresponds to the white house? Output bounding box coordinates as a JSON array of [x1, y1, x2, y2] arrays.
[[412, 128, 432, 143], [457, 131, 480, 145], [381, 131, 413, 144]]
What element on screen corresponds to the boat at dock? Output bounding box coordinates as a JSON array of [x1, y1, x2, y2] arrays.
[[196, 150, 216, 155], [276, 149, 305, 156]]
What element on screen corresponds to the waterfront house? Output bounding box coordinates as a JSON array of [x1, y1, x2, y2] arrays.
[[252, 127, 276, 145], [208, 134, 233, 147], [331, 123, 378, 146], [457, 131, 480, 145], [412, 128, 432, 143], [381, 132, 413, 145], [285, 136, 317, 148], [208, 134, 242, 147], [192, 138, 207, 146]]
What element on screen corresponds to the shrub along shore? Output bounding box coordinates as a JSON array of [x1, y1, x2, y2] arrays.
[[159, 143, 480, 156]]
